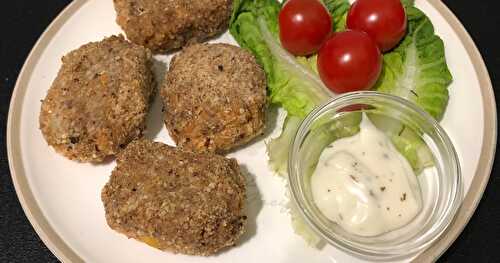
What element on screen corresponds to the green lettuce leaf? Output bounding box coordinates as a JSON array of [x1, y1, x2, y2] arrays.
[[267, 115, 303, 175], [323, 0, 351, 32], [374, 6, 453, 120], [367, 112, 434, 173], [296, 55, 319, 75]]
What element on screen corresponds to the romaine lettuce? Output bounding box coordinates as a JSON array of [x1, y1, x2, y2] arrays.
[[373, 6, 453, 120], [323, 0, 351, 32], [230, 0, 330, 118], [230, 0, 452, 246]]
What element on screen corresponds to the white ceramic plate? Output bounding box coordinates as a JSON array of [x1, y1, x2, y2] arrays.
[[7, 0, 497, 262]]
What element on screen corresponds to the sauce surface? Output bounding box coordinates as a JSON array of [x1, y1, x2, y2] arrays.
[[311, 114, 422, 237]]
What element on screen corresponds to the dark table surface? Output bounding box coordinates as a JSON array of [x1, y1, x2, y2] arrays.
[[1, 0, 499, 262]]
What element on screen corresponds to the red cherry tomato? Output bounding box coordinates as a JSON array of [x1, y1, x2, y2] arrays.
[[279, 0, 332, 56], [317, 30, 382, 94], [346, 0, 407, 52]]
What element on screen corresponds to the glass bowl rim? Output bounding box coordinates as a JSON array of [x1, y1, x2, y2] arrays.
[[287, 91, 463, 260]]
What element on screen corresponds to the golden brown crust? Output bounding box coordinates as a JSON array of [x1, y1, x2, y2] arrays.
[[39, 35, 154, 162], [113, 0, 233, 52], [101, 139, 247, 256], [161, 43, 267, 153]]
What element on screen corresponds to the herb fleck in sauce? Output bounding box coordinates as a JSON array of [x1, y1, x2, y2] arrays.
[[311, 114, 423, 237]]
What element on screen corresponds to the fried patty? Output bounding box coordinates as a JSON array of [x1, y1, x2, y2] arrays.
[[101, 139, 246, 256], [39, 35, 154, 162], [113, 0, 233, 53], [161, 43, 267, 153]]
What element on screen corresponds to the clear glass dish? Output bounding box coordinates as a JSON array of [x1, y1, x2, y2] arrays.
[[288, 91, 463, 260]]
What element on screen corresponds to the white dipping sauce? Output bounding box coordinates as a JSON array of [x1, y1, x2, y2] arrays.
[[311, 114, 422, 237]]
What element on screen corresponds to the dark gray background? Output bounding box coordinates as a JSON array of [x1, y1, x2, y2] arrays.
[[1, 0, 498, 262]]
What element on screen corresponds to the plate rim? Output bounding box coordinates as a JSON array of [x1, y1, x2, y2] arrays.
[[7, 1, 88, 262], [414, 0, 497, 261], [6, 0, 497, 262]]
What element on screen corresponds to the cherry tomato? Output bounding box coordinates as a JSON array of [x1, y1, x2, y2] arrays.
[[346, 0, 407, 52], [317, 30, 382, 93], [279, 0, 332, 56]]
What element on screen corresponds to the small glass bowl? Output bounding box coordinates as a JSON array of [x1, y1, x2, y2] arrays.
[[288, 91, 463, 260]]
